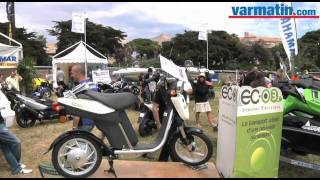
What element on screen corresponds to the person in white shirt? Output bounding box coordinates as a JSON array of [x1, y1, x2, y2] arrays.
[[5, 70, 23, 92]]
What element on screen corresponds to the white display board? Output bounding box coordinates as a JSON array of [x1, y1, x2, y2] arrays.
[[92, 70, 112, 83]]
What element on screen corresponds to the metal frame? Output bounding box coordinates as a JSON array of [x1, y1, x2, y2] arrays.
[[280, 155, 320, 171], [114, 110, 173, 154]]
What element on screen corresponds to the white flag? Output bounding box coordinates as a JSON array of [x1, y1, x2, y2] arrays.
[[198, 31, 207, 41], [72, 12, 85, 34], [278, 2, 298, 71], [160, 55, 188, 82]]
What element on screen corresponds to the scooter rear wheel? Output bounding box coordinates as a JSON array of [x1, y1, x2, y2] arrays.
[[52, 134, 102, 178]]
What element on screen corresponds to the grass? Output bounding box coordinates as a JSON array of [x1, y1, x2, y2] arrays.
[[0, 86, 320, 178]]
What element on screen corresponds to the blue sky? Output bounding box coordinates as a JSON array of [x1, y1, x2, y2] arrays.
[[0, 2, 319, 43]]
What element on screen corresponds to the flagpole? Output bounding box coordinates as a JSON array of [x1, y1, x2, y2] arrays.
[[206, 30, 209, 69], [84, 13, 88, 79]]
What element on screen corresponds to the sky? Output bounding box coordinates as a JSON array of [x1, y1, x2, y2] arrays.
[[0, 2, 319, 43]]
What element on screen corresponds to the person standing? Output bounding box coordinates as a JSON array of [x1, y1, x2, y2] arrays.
[[143, 67, 155, 103], [70, 64, 98, 132], [5, 70, 23, 92], [194, 73, 217, 130], [0, 112, 32, 175], [0, 73, 4, 84]]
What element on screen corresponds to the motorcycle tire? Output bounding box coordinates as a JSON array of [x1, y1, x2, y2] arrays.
[[15, 109, 37, 128], [169, 131, 213, 166], [42, 90, 52, 99], [52, 134, 102, 178], [138, 117, 155, 137], [131, 86, 140, 96]]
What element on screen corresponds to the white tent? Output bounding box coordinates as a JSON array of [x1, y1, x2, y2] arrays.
[[52, 41, 108, 88], [0, 32, 23, 69]]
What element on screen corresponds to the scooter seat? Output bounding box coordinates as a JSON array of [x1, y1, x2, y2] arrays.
[[83, 90, 137, 110]]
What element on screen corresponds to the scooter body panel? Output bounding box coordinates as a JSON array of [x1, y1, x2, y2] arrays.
[[58, 98, 115, 114], [171, 94, 189, 121]]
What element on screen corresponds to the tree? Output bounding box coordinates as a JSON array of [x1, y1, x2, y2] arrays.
[[294, 30, 320, 71], [0, 22, 49, 66], [162, 30, 247, 69], [48, 20, 127, 60], [127, 38, 161, 59]]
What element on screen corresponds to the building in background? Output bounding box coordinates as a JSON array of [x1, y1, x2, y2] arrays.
[[239, 32, 281, 48], [151, 34, 172, 46]]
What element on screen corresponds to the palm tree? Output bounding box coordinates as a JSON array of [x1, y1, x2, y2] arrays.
[[17, 56, 36, 95]]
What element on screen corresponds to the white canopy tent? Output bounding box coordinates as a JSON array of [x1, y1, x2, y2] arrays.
[[52, 41, 108, 88], [0, 32, 23, 69]]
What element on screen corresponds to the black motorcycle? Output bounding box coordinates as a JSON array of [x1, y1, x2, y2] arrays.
[[14, 94, 67, 128], [138, 102, 157, 137]]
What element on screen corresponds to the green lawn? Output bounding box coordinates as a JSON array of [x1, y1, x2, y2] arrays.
[[0, 86, 320, 177]]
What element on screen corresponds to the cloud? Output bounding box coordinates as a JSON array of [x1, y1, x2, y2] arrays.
[[0, 2, 319, 43]]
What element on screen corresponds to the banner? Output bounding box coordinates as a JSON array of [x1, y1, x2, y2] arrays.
[[198, 31, 207, 41], [160, 55, 188, 82], [0, 42, 22, 69], [72, 12, 85, 34], [217, 86, 283, 178], [92, 70, 112, 84], [6, 2, 14, 22], [278, 2, 298, 70]]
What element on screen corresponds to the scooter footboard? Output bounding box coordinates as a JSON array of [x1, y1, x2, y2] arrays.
[[94, 110, 138, 150]]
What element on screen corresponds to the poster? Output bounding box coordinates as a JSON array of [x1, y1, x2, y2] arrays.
[[217, 86, 283, 178], [92, 70, 112, 83], [0, 42, 23, 69]]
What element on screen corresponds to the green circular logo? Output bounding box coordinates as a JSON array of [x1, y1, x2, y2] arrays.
[[250, 147, 267, 172]]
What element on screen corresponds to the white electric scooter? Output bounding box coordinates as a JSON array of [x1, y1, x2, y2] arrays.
[[45, 75, 213, 178]]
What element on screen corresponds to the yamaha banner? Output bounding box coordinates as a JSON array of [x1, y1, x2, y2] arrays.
[[278, 2, 298, 71]]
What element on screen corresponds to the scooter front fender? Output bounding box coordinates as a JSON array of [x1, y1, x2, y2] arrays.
[[184, 127, 203, 135], [44, 130, 114, 156]]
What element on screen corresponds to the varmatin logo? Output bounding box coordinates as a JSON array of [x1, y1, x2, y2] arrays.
[[229, 3, 319, 19]]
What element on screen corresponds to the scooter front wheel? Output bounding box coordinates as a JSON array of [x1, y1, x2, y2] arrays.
[[52, 134, 102, 178], [169, 132, 213, 166]]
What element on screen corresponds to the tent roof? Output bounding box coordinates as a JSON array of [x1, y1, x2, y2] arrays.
[[52, 41, 108, 64]]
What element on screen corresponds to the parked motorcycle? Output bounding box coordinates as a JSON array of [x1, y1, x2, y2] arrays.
[[138, 102, 156, 137], [45, 76, 213, 178], [14, 94, 67, 128], [32, 79, 52, 99], [102, 80, 140, 96], [277, 78, 320, 156]]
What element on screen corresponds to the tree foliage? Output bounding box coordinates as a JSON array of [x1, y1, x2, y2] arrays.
[[0, 22, 49, 66], [127, 38, 161, 59], [161, 30, 276, 70], [48, 20, 127, 60]]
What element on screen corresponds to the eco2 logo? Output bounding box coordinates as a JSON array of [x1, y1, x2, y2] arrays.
[[241, 88, 282, 105]]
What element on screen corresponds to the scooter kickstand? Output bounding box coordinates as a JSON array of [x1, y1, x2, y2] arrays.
[[104, 158, 117, 178]]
